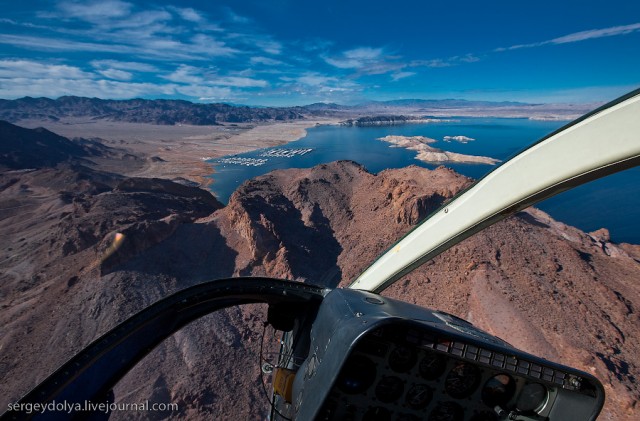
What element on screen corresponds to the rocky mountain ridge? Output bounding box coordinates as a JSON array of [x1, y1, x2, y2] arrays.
[[0, 95, 593, 125], [0, 96, 306, 125]]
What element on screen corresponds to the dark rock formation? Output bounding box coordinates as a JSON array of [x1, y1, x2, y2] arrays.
[[0, 120, 90, 169]]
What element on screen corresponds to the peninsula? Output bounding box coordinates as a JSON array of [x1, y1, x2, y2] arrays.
[[377, 135, 501, 165]]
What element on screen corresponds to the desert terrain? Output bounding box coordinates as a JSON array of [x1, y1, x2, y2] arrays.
[[14, 118, 338, 187]]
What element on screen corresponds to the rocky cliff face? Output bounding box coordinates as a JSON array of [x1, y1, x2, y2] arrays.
[[1, 154, 639, 419]]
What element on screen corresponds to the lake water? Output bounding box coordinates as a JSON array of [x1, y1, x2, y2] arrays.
[[208, 118, 639, 244]]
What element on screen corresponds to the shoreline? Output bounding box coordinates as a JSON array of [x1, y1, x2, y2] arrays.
[[16, 118, 339, 189], [200, 119, 339, 187]]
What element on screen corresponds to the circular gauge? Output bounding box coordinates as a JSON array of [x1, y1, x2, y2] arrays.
[[337, 354, 377, 395], [363, 406, 391, 421], [375, 375, 405, 403], [389, 345, 417, 372], [481, 374, 516, 407], [444, 362, 481, 399], [428, 401, 464, 421], [516, 383, 548, 413], [405, 384, 433, 409], [419, 351, 448, 380]]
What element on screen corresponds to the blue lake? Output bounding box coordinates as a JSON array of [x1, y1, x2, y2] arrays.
[[208, 118, 639, 244]]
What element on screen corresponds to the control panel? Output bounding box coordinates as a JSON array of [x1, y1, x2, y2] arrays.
[[282, 288, 604, 421], [317, 323, 595, 420]]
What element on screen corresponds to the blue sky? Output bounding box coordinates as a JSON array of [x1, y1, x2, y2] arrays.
[[1, 0, 639, 106]]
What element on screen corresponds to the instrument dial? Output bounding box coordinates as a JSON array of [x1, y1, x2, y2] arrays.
[[375, 375, 404, 403], [405, 384, 433, 409], [419, 351, 447, 380], [516, 382, 548, 413], [445, 362, 481, 399], [389, 345, 417, 373]]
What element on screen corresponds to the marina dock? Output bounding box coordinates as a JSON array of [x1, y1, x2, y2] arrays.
[[213, 148, 314, 167], [259, 148, 313, 158]]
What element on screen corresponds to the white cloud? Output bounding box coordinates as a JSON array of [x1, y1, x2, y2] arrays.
[[0, 76, 175, 99], [0, 58, 263, 101], [458, 54, 480, 63], [224, 8, 251, 24], [0, 59, 94, 80], [215, 76, 267, 88], [20, 1, 237, 62], [54, 0, 172, 32], [391, 71, 416, 81], [250, 56, 285, 66], [0, 33, 137, 54], [411, 54, 480, 69], [297, 74, 336, 86], [90, 60, 157, 72], [324, 56, 360, 69], [323, 47, 411, 77], [286, 73, 359, 97], [256, 39, 283, 55], [163, 65, 207, 84], [177, 85, 234, 100], [189, 34, 239, 56], [495, 22, 640, 52], [163, 65, 267, 88], [56, 0, 133, 22], [170, 7, 204, 23], [414, 59, 451, 68], [109, 10, 172, 30], [325, 47, 385, 69], [226, 31, 284, 55], [0, 59, 176, 99], [344, 47, 384, 60], [552, 23, 640, 44], [97, 69, 133, 81], [0, 32, 237, 61]]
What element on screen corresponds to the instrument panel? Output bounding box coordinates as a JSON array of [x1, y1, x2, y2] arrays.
[[315, 323, 594, 421], [283, 289, 603, 421]]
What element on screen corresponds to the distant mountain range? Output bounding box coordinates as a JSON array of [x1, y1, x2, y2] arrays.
[[0, 96, 306, 125], [0, 96, 593, 125]]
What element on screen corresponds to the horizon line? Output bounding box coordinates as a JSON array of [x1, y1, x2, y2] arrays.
[[0, 94, 604, 108]]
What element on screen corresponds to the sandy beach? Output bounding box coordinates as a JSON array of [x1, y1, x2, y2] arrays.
[[16, 118, 339, 187]]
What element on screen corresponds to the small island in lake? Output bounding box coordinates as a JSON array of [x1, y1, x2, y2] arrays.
[[377, 135, 500, 165], [443, 135, 475, 143]]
